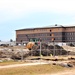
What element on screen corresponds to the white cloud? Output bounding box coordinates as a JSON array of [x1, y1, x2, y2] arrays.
[[0, 0, 75, 41], [0, 0, 75, 23], [0, 0, 75, 14]]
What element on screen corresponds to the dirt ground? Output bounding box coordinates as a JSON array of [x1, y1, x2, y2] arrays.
[[41, 68, 75, 75], [0, 62, 48, 69], [0, 62, 75, 75]]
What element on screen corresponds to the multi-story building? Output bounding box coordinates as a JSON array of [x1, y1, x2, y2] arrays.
[[16, 25, 75, 45]]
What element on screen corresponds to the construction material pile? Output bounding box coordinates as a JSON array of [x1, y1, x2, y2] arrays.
[[30, 43, 67, 56]]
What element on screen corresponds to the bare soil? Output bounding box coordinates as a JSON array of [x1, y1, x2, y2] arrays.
[[40, 68, 75, 75]]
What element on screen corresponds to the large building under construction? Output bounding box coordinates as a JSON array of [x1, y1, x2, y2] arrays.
[[16, 25, 75, 44]]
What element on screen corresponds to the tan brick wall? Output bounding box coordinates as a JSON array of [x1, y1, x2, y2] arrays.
[[16, 27, 64, 36]]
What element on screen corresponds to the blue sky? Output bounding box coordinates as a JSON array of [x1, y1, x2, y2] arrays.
[[0, 0, 75, 41]]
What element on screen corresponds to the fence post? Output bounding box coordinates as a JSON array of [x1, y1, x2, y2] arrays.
[[21, 40, 23, 62]]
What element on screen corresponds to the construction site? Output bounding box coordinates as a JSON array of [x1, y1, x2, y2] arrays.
[[0, 25, 75, 75], [0, 41, 75, 75]]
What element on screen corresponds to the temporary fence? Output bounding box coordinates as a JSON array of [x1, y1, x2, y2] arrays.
[[28, 42, 75, 57]]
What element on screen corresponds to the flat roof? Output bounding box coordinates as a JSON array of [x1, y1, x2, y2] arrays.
[[16, 24, 75, 31]]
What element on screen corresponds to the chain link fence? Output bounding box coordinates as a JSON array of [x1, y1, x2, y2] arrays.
[[0, 42, 75, 61], [28, 42, 75, 57]]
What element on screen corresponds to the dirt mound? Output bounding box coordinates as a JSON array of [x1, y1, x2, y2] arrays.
[[31, 43, 67, 56], [0, 48, 30, 60]]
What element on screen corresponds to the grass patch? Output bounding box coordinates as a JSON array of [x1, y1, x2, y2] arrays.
[[0, 61, 26, 66], [0, 64, 66, 75]]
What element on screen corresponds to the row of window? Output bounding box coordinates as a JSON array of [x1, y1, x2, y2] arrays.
[[17, 34, 75, 41], [64, 32, 75, 35], [17, 37, 75, 42], [16, 38, 29, 41], [63, 37, 75, 40], [17, 33, 63, 37], [17, 37, 62, 41]]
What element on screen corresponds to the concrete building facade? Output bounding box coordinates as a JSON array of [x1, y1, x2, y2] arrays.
[[16, 25, 75, 44]]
